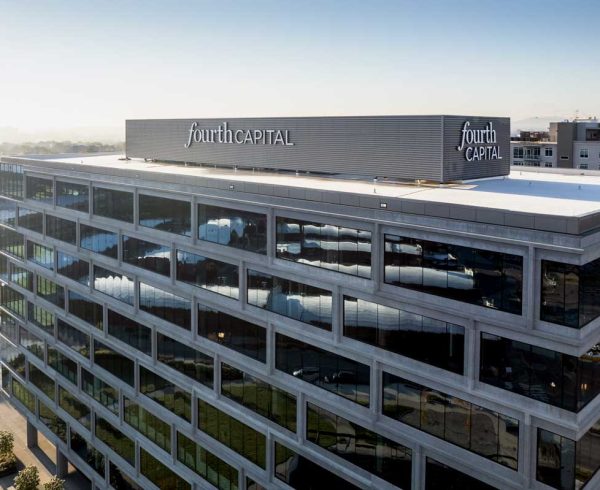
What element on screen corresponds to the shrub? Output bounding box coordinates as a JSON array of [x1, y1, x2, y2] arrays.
[[14, 465, 40, 490], [0, 430, 14, 455], [43, 475, 65, 490]]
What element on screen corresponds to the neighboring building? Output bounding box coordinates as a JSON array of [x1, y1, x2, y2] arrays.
[[511, 118, 600, 169], [0, 116, 599, 490]]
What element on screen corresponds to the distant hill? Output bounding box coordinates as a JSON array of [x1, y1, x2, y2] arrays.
[[0, 141, 124, 156], [511, 116, 568, 134], [0, 125, 124, 144]]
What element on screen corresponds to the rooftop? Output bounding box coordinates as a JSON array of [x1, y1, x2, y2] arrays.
[[6, 153, 600, 235]]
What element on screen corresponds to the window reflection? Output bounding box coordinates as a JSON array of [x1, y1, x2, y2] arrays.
[[93, 187, 133, 223], [94, 339, 134, 386], [140, 448, 190, 490], [139, 194, 191, 236], [81, 368, 119, 414], [68, 291, 103, 329], [157, 332, 213, 387], [247, 270, 332, 330], [93, 266, 134, 305], [0, 164, 24, 200], [27, 241, 53, 269], [139, 282, 191, 330], [176, 250, 239, 298], [276, 217, 371, 278], [48, 347, 77, 385], [18, 207, 43, 233], [80, 224, 118, 259], [0, 198, 17, 227], [275, 333, 369, 406], [95, 416, 135, 466], [0, 228, 24, 258], [56, 181, 89, 212], [46, 215, 77, 244], [70, 431, 104, 476], [108, 309, 151, 356], [123, 235, 170, 276], [57, 319, 90, 358], [25, 176, 53, 203], [57, 251, 89, 285], [426, 458, 498, 490], [139, 366, 191, 422], [384, 234, 523, 314]]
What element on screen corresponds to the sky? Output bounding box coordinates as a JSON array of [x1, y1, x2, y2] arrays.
[[0, 0, 599, 141]]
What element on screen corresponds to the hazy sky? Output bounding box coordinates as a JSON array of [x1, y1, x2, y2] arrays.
[[1, 0, 599, 139]]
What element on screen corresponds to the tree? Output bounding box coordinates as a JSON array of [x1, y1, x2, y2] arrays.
[[43, 475, 65, 490], [14, 465, 40, 490], [0, 431, 14, 455]]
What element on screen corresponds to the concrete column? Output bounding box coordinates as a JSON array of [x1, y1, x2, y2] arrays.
[[56, 448, 68, 479], [26, 420, 37, 448]]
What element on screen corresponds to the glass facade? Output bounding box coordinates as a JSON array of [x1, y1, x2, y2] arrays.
[[95, 415, 135, 466], [18, 207, 43, 233], [541, 259, 600, 328], [28, 302, 54, 334], [25, 176, 53, 203], [48, 347, 77, 385], [108, 309, 151, 356], [93, 187, 133, 223], [29, 363, 55, 399], [221, 363, 297, 432], [275, 333, 370, 406], [38, 401, 67, 442], [94, 340, 134, 386], [139, 282, 191, 330], [70, 431, 104, 476], [0, 198, 17, 227], [59, 385, 91, 429], [122, 235, 171, 276], [276, 216, 371, 277], [140, 448, 190, 490], [57, 319, 90, 358], [0, 164, 24, 200], [124, 397, 171, 453], [176, 250, 239, 298], [307, 402, 412, 488], [93, 266, 134, 305], [198, 304, 266, 362], [45, 215, 77, 244], [384, 234, 523, 314], [480, 333, 600, 412], [1, 285, 25, 318], [27, 241, 54, 269], [80, 224, 118, 259], [198, 397, 266, 468], [139, 366, 191, 422], [156, 332, 213, 387], [36, 276, 64, 308], [56, 181, 89, 212], [247, 270, 332, 330], [198, 203, 267, 253], [426, 458, 498, 490], [68, 291, 103, 329], [81, 368, 119, 414], [139, 194, 191, 236], [57, 251, 89, 285], [344, 295, 464, 374], [383, 372, 519, 470], [0, 228, 24, 258], [10, 264, 33, 291]]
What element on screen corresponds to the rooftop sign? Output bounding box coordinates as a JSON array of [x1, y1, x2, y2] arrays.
[[456, 121, 502, 161], [185, 121, 293, 148]]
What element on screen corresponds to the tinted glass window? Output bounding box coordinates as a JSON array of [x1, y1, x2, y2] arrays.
[[95, 416, 135, 466], [68, 291, 103, 329], [81, 368, 118, 414], [57, 252, 89, 285], [0, 164, 24, 200], [124, 397, 171, 453], [198, 304, 266, 362], [93, 339, 134, 386], [139, 194, 191, 236], [107, 309, 151, 356], [27, 302, 54, 335], [1, 285, 26, 318], [139, 366, 191, 422], [248, 270, 332, 330], [45, 215, 76, 244], [93, 187, 133, 222], [426, 458, 498, 490], [11, 379, 36, 413], [157, 332, 213, 387], [80, 224, 118, 259], [307, 402, 412, 489], [38, 400, 67, 443], [59, 386, 90, 429], [27, 241, 53, 269], [29, 363, 55, 400], [198, 203, 266, 253], [47, 347, 77, 385], [384, 234, 523, 314], [18, 207, 43, 233], [56, 181, 88, 212], [383, 372, 518, 470], [0, 198, 17, 227], [276, 217, 371, 278], [123, 236, 170, 276], [70, 431, 104, 476], [276, 333, 370, 406], [10, 264, 33, 291], [36, 276, 64, 308], [57, 319, 90, 358], [139, 282, 190, 330], [93, 266, 134, 305], [26, 176, 53, 203], [176, 250, 239, 298], [140, 448, 190, 490], [0, 228, 24, 258]]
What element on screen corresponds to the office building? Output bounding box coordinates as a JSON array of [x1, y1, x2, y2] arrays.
[[0, 115, 599, 490]]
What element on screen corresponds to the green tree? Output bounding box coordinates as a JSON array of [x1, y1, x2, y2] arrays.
[[43, 475, 65, 490], [14, 465, 40, 490]]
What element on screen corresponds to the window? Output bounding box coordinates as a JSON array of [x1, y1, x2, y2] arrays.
[[426, 458, 498, 490], [139, 366, 191, 422], [93, 266, 134, 305], [26, 176, 53, 203], [198, 397, 266, 468], [541, 258, 600, 329], [0, 164, 24, 200], [38, 401, 67, 443], [545, 147, 553, 157], [307, 402, 412, 489], [545, 162, 553, 168], [480, 333, 600, 412], [198, 304, 266, 362], [36, 276, 65, 308], [198, 203, 267, 253], [276, 333, 370, 406], [109, 463, 142, 490], [140, 448, 190, 490], [68, 291, 103, 329], [70, 431, 104, 476], [57, 319, 90, 358], [81, 368, 118, 414], [580, 163, 588, 169], [276, 217, 371, 278], [0, 198, 17, 227], [344, 296, 464, 374], [124, 397, 171, 453], [107, 309, 151, 356], [383, 372, 518, 470], [222, 363, 296, 432], [10, 264, 33, 291], [157, 332, 213, 387], [59, 386, 90, 429], [513, 147, 524, 159], [20, 326, 44, 360], [28, 302, 54, 335], [95, 416, 135, 466], [47, 347, 77, 385], [57, 252, 89, 285], [561, 156, 569, 160], [29, 363, 55, 400], [176, 250, 239, 299], [580, 149, 589, 158], [18, 207, 43, 233], [56, 181, 88, 212], [274, 442, 361, 490], [139, 282, 191, 330], [93, 187, 133, 222], [1, 285, 25, 318], [247, 270, 332, 330], [80, 224, 118, 259], [177, 432, 238, 490], [12, 379, 36, 413], [384, 234, 523, 314], [122, 236, 170, 276], [93, 339, 134, 386], [27, 241, 54, 269], [0, 229, 24, 258], [45, 215, 76, 244], [139, 194, 191, 236]]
